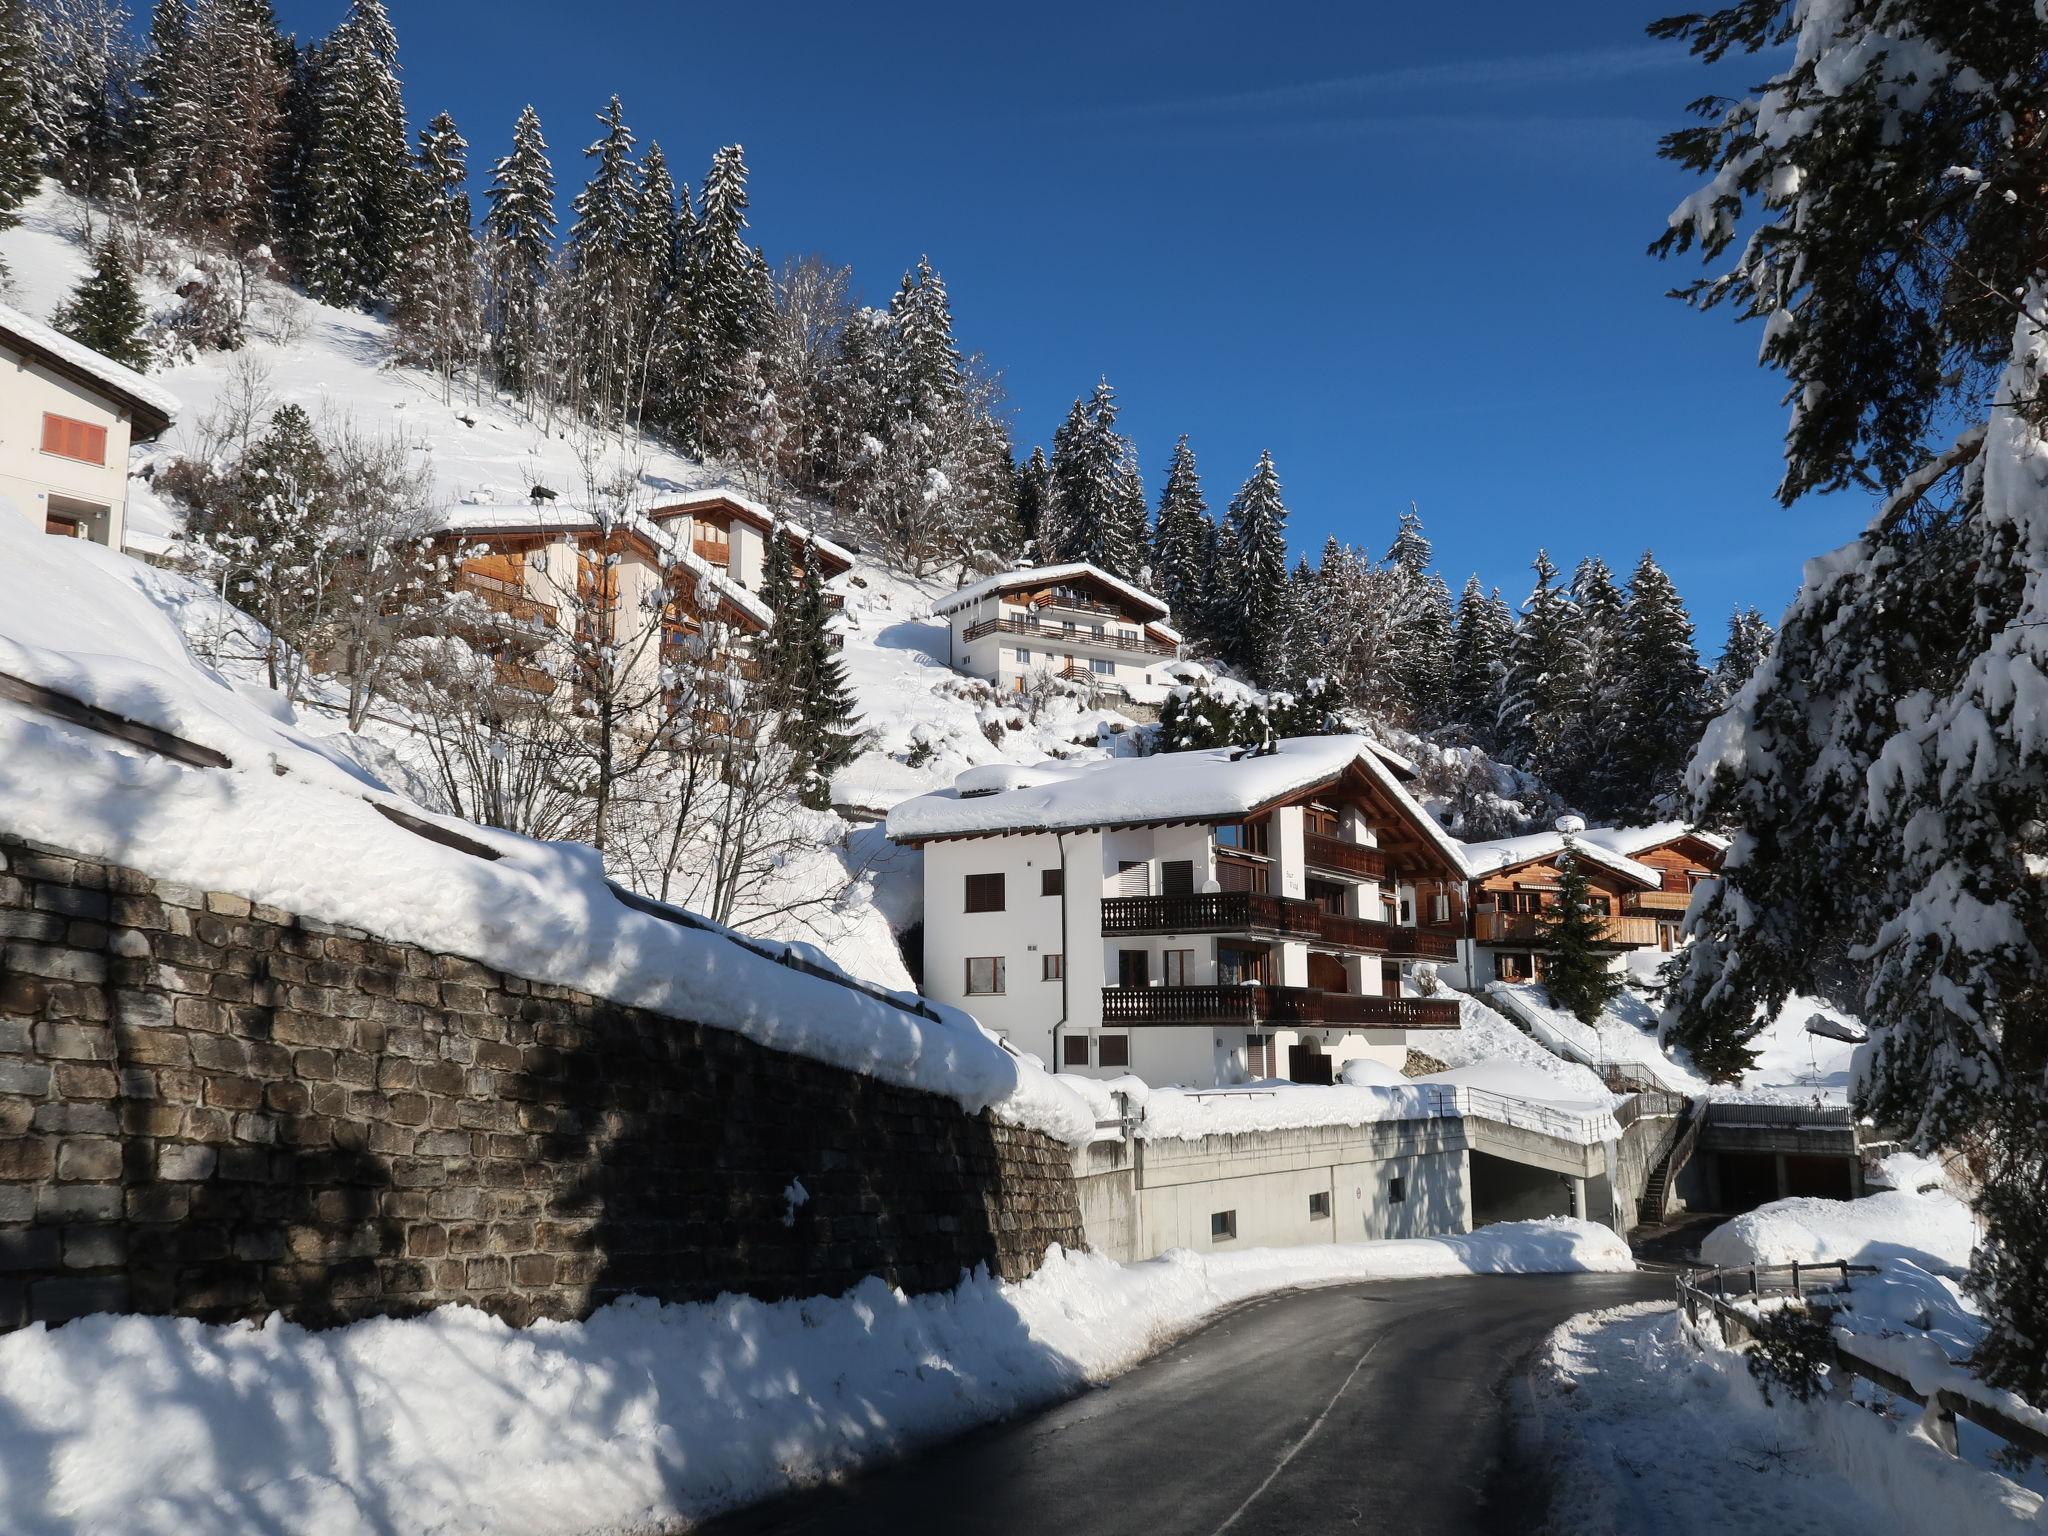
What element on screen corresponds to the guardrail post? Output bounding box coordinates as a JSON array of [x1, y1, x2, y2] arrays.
[[1791, 1260, 1800, 1294]]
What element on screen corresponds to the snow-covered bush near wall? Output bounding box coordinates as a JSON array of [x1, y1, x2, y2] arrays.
[[0, 1223, 1629, 1536], [1700, 1189, 1978, 1274]]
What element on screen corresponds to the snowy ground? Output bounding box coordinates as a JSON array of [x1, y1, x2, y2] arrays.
[[1526, 1303, 2043, 1536], [1489, 969, 1866, 1105], [0, 1221, 1628, 1536]]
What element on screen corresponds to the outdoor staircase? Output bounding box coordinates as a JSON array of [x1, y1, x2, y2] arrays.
[[1637, 1098, 1703, 1227]]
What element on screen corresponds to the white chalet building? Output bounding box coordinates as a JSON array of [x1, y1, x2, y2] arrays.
[[933, 562, 1181, 699], [0, 300, 178, 550], [888, 736, 1474, 1087]]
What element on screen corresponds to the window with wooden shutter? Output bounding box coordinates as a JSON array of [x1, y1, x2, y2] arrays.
[[1062, 1033, 1090, 1067], [1097, 1033, 1129, 1069], [1040, 867, 1063, 897], [964, 873, 1005, 912], [41, 413, 108, 465], [1161, 859, 1194, 896]]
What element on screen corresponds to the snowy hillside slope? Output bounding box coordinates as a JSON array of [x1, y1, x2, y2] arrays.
[[0, 513, 1095, 1141], [0, 185, 1158, 987]]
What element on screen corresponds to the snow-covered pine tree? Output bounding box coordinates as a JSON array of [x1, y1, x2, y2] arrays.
[[1151, 434, 1212, 639], [1402, 572, 1457, 730], [680, 143, 769, 453], [1448, 575, 1506, 743], [482, 104, 555, 400], [779, 540, 861, 809], [1708, 605, 1773, 710], [1650, 0, 2048, 1393], [752, 517, 798, 692], [53, 236, 149, 368], [1609, 551, 1706, 821], [1045, 380, 1146, 579], [1562, 553, 1627, 811], [1501, 549, 1585, 784], [26, 0, 135, 198], [295, 0, 409, 307], [625, 141, 683, 429], [1223, 450, 1291, 684], [391, 110, 478, 390], [0, 0, 38, 225], [562, 96, 641, 424], [1385, 504, 1431, 578], [1540, 837, 1624, 1024], [1014, 444, 1052, 549]]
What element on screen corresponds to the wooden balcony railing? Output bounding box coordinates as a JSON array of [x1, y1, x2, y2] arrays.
[[1100, 985, 1460, 1030], [1028, 590, 1127, 621], [456, 571, 558, 628], [1475, 911, 1663, 947], [1302, 831, 1388, 881], [691, 537, 731, 565], [1624, 890, 1693, 914], [962, 616, 1176, 658], [1101, 894, 1458, 958]]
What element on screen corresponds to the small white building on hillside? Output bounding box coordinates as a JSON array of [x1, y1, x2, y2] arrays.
[[932, 563, 1181, 700], [0, 300, 177, 550], [888, 736, 1473, 1088]]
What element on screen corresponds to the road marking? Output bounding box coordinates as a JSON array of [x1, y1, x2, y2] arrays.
[[1207, 1332, 1385, 1536]]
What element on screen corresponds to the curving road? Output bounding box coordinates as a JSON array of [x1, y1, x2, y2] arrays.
[[701, 1270, 1667, 1536]]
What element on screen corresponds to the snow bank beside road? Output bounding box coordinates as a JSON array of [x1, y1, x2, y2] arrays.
[[1701, 1189, 1977, 1273], [0, 1223, 1628, 1536], [1529, 1304, 2043, 1536]]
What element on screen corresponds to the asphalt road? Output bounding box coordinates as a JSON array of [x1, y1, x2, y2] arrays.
[[699, 1269, 1668, 1536]]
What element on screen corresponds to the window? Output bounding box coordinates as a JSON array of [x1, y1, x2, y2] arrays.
[[1089, 657, 1114, 676], [1389, 1174, 1407, 1205], [1432, 891, 1451, 923], [1218, 945, 1267, 986], [1016, 647, 1032, 665], [1398, 898, 1413, 925], [1040, 867, 1064, 897], [1305, 806, 1338, 837], [965, 956, 1006, 995], [964, 873, 1005, 913], [1116, 860, 1148, 896], [1163, 949, 1193, 987], [1062, 1033, 1090, 1067], [1042, 953, 1064, 981], [1245, 1032, 1275, 1078], [1210, 1210, 1237, 1241], [1497, 953, 1534, 983], [1098, 1033, 1129, 1069], [1118, 949, 1150, 988], [1161, 859, 1194, 896], [1214, 821, 1270, 855], [40, 413, 108, 465], [1216, 856, 1268, 894], [1308, 1191, 1331, 1221], [1502, 890, 1546, 915]]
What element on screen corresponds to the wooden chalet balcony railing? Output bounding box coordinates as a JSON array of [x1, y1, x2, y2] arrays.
[[1624, 890, 1693, 914], [1302, 831, 1388, 881], [962, 616, 1176, 658], [691, 537, 731, 565], [1101, 894, 1458, 959], [456, 570, 557, 628], [1475, 911, 1662, 947], [1029, 590, 1127, 621], [1100, 985, 1460, 1030]]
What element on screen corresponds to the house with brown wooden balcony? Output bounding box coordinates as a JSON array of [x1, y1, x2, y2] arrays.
[[887, 735, 1474, 1087], [932, 562, 1181, 703], [644, 489, 853, 607], [1452, 822, 1726, 987], [431, 504, 771, 708]]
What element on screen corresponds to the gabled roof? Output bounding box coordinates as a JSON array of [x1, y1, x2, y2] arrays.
[[644, 489, 855, 575], [887, 734, 1472, 877], [433, 503, 772, 630], [1578, 822, 1730, 861], [932, 562, 1171, 622], [0, 298, 179, 438], [1460, 831, 1660, 889]]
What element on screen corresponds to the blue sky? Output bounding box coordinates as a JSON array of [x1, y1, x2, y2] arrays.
[[274, 1, 1842, 648]]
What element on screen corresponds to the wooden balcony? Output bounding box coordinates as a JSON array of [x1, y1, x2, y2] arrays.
[[1302, 831, 1388, 881], [1625, 890, 1693, 914], [691, 537, 731, 566], [456, 570, 557, 628], [1100, 985, 1460, 1030], [962, 615, 1176, 658], [1474, 911, 1662, 947], [1028, 590, 1127, 621], [1101, 894, 1458, 959]]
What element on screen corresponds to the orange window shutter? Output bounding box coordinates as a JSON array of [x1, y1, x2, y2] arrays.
[[41, 414, 107, 465]]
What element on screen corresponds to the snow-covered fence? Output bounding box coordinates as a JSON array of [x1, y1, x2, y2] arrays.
[[1677, 1264, 2048, 1464]]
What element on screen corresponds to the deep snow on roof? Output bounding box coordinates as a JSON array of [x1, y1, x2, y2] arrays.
[[931, 562, 1170, 621], [888, 734, 1473, 872], [0, 297, 181, 430], [1460, 831, 1660, 888], [1579, 822, 1730, 859]]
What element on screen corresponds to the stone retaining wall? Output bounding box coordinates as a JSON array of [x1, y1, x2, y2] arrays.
[[0, 834, 1082, 1331]]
